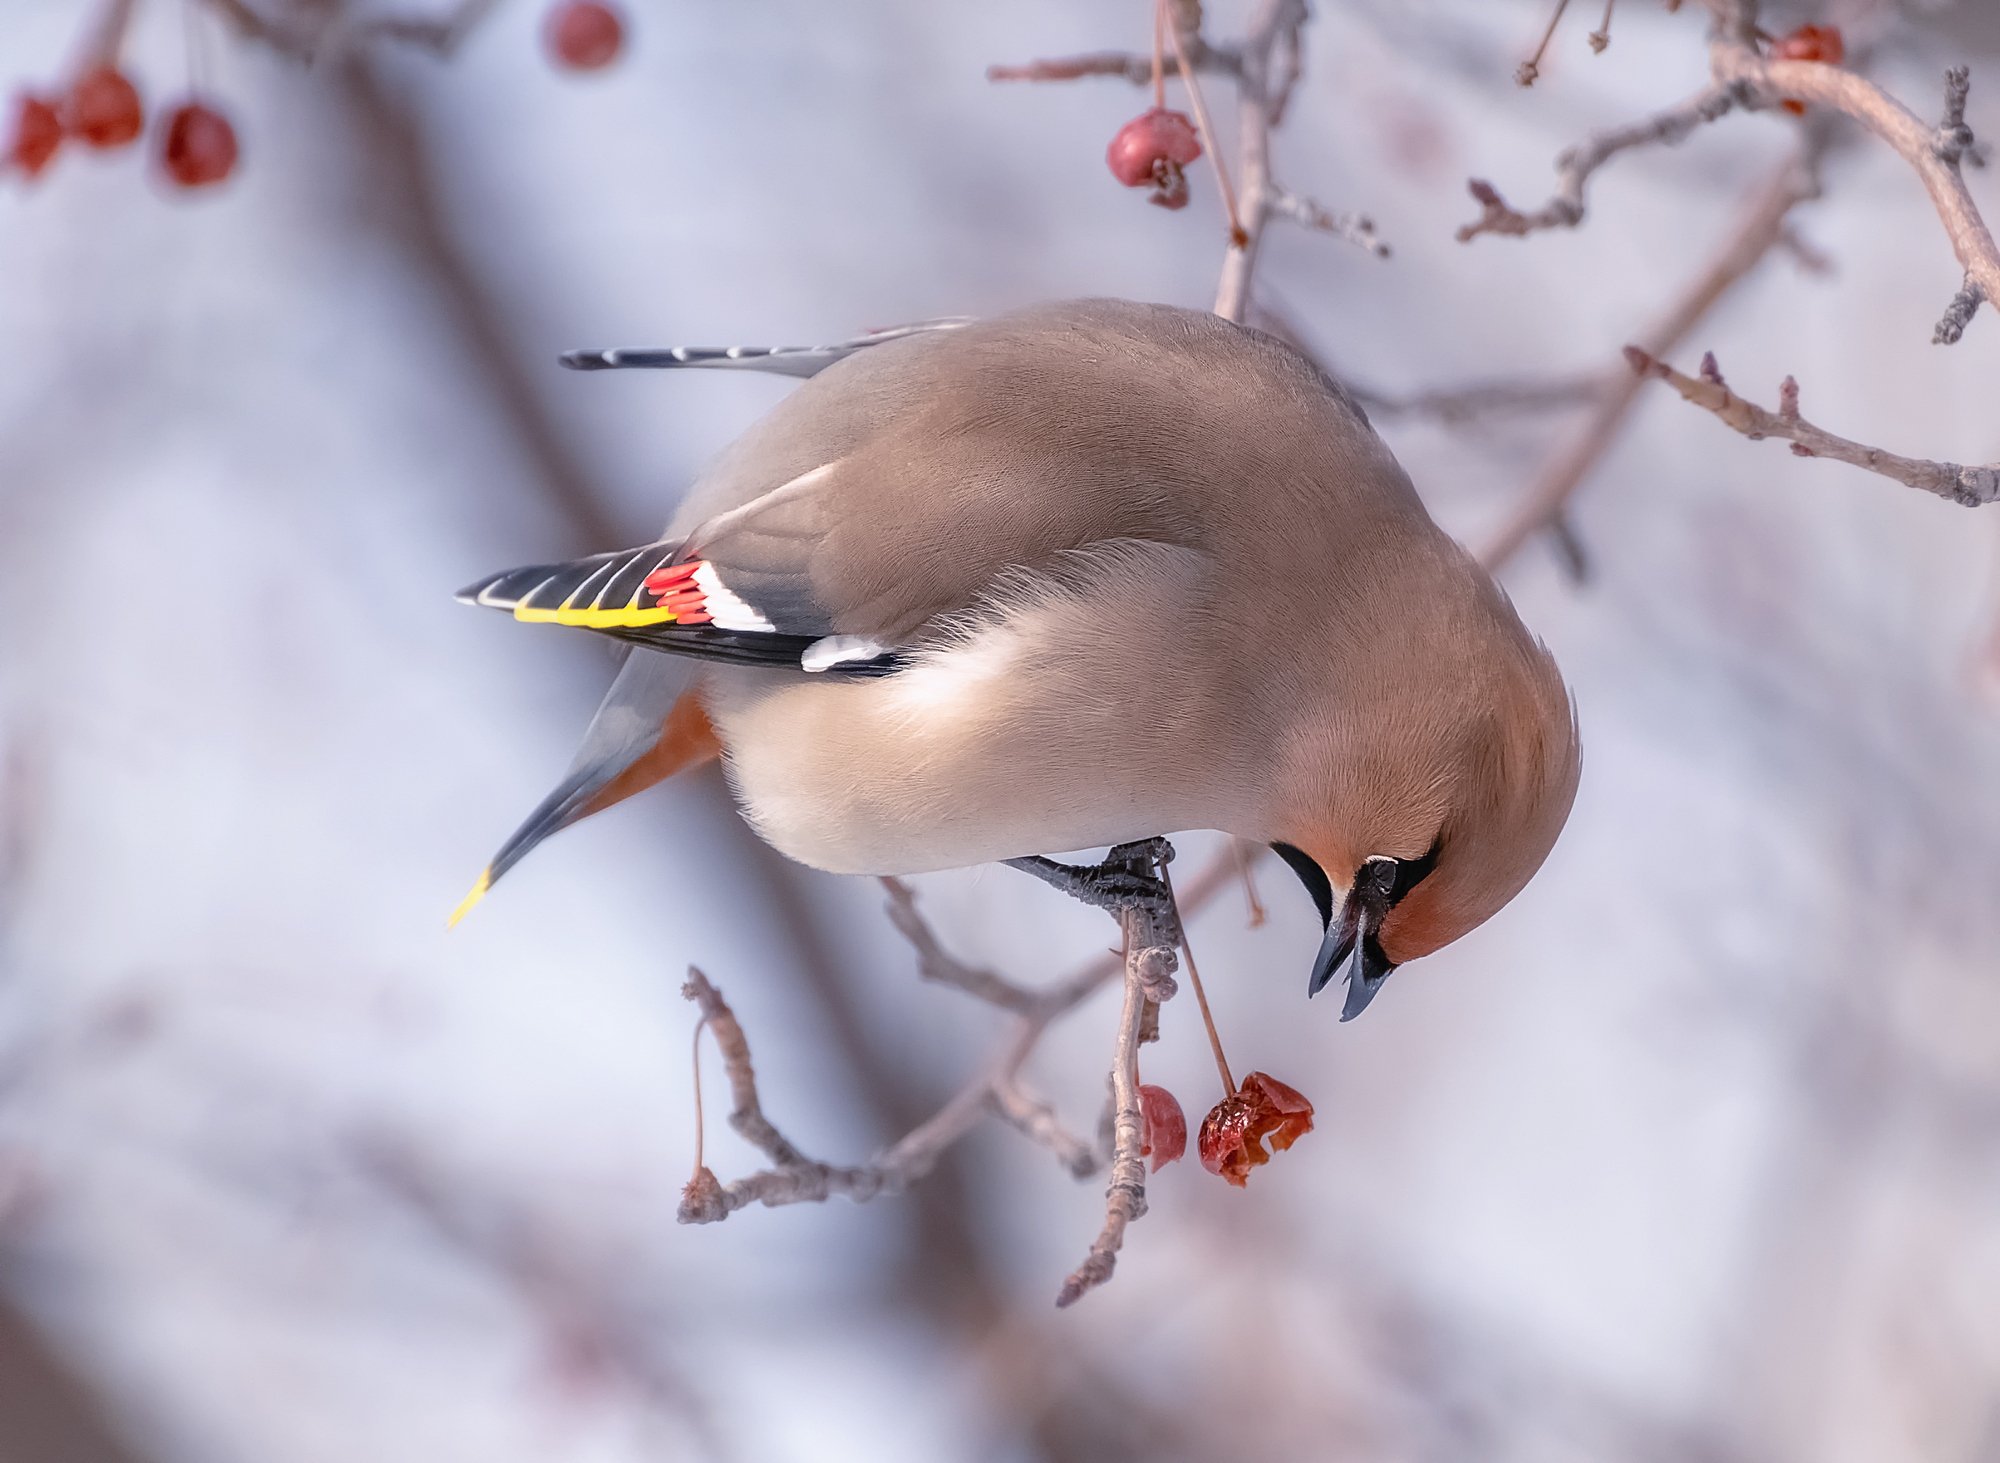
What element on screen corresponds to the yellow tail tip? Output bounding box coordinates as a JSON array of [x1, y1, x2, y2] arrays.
[[446, 870, 492, 930]]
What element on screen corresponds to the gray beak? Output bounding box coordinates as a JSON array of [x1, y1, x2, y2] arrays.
[[1339, 935, 1398, 1022], [1306, 856, 1402, 1019]]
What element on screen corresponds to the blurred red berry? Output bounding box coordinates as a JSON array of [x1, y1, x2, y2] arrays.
[[67, 66, 143, 149], [7, 93, 63, 177], [1771, 24, 1844, 64], [1772, 24, 1843, 115], [160, 101, 238, 189], [1106, 107, 1201, 211], [1137, 1083, 1186, 1172], [546, 0, 625, 71], [1197, 1071, 1314, 1188]]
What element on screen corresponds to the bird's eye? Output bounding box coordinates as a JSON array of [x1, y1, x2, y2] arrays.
[[1270, 842, 1334, 927], [1390, 840, 1441, 903]]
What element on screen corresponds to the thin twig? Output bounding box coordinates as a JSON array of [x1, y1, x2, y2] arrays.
[[1268, 189, 1390, 257], [1624, 348, 2000, 507], [1458, 84, 1740, 241], [990, 1079, 1099, 1179], [1164, 0, 1247, 247], [986, 47, 1240, 86], [879, 876, 1036, 1014]]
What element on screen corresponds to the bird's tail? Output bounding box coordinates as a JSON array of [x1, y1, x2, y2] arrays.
[[556, 317, 973, 377], [448, 651, 718, 926]]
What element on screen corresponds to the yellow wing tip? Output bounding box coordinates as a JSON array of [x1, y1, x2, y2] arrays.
[[446, 870, 492, 929], [514, 603, 681, 629]]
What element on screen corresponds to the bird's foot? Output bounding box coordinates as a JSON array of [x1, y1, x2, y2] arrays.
[[1003, 838, 1181, 942]]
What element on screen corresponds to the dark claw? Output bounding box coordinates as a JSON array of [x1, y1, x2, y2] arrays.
[[1003, 839, 1180, 940]]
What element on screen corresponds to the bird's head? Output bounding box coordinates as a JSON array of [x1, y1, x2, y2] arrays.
[[1272, 629, 1580, 1020]]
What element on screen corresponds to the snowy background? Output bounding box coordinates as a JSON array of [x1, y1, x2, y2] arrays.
[[3, 1, 1999, 1460]]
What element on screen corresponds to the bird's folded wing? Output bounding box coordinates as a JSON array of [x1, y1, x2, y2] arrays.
[[455, 542, 899, 674], [468, 302, 1234, 665]]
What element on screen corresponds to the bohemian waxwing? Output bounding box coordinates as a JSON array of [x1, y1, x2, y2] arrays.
[[453, 299, 1581, 1019]]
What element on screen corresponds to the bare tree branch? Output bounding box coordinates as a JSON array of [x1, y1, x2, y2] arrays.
[[1466, 11, 2000, 339], [673, 842, 1270, 1303], [1624, 347, 2000, 506], [673, 886, 1135, 1229], [1705, 52, 2000, 323], [1054, 905, 1172, 1309]]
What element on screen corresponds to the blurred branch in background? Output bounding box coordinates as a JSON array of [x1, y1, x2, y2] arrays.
[[202, 0, 503, 63], [350, 1133, 732, 1454], [1479, 137, 1827, 572], [0, 1298, 152, 1463]]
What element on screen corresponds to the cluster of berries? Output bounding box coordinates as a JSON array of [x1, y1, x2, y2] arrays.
[[4, 0, 627, 195], [7, 70, 235, 189], [1139, 1070, 1314, 1187]]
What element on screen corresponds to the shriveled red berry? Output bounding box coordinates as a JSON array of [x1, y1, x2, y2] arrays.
[[67, 66, 143, 150], [1137, 1083, 1187, 1172], [1106, 107, 1202, 211], [6, 93, 63, 177], [1772, 24, 1843, 115], [1198, 1071, 1314, 1188], [545, 0, 625, 71], [159, 101, 238, 189]]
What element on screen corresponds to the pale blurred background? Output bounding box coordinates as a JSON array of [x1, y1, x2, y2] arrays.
[[3, 1, 1999, 1460]]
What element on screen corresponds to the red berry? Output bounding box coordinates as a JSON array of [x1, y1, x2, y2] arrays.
[[160, 101, 238, 189], [1106, 107, 1202, 211], [1137, 1083, 1187, 1172], [1772, 24, 1843, 115], [1197, 1071, 1314, 1188], [6, 93, 63, 178], [67, 66, 143, 150], [546, 0, 624, 71], [1771, 24, 1844, 65]]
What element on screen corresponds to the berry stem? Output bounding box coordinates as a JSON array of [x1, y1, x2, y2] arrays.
[[1151, 0, 1166, 112], [690, 1014, 710, 1179], [1161, 3, 1246, 247], [78, 0, 142, 71], [1165, 864, 1235, 1097], [1519, 0, 1572, 85]]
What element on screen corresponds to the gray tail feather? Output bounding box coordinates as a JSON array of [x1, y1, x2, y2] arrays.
[[482, 649, 698, 890], [559, 317, 974, 379]]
